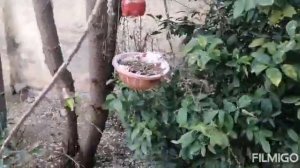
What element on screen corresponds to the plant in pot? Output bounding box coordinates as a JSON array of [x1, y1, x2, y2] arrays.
[[112, 52, 170, 90]]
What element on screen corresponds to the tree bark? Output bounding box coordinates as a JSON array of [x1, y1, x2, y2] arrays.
[[0, 54, 7, 133], [32, 0, 79, 166], [78, 0, 119, 167], [2, 0, 22, 94]]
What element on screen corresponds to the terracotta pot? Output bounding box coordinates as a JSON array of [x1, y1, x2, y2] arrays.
[[112, 52, 170, 91]]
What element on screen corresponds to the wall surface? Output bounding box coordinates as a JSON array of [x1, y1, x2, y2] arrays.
[[0, 0, 210, 92]]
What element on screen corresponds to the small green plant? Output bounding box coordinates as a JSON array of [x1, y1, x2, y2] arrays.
[[106, 0, 300, 167]]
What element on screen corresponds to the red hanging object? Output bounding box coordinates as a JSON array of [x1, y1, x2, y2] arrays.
[[122, 0, 146, 17]]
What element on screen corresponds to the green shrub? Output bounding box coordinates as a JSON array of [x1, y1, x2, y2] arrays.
[[106, 0, 300, 167]]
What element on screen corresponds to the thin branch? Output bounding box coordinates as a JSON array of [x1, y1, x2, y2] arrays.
[[0, 0, 103, 156], [163, 0, 175, 57], [171, 0, 193, 10], [84, 117, 103, 135]]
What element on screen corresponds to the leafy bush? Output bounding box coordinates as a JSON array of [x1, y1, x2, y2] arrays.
[[106, 0, 300, 167]]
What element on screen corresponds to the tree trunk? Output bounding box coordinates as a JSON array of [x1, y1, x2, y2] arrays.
[[78, 0, 119, 167], [2, 0, 22, 94], [32, 0, 79, 166], [0, 54, 7, 133]]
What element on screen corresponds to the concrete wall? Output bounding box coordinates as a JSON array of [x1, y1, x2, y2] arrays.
[[0, 0, 210, 91]]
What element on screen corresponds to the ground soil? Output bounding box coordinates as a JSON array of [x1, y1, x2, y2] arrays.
[[6, 90, 149, 168], [120, 60, 163, 76]]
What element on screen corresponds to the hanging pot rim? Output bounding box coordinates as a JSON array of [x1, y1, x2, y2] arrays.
[[112, 51, 170, 80]]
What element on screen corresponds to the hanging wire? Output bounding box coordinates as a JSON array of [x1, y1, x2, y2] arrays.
[[171, 0, 193, 10], [139, 16, 143, 51]]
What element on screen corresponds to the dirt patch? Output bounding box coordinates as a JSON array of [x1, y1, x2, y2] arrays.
[[5, 91, 148, 168], [119, 59, 163, 76]]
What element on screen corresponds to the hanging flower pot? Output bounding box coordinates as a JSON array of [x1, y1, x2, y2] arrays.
[[112, 52, 170, 91], [122, 0, 146, 17]]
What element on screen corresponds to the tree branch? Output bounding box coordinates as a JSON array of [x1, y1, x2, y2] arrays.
[[0, 0, 103, 156]]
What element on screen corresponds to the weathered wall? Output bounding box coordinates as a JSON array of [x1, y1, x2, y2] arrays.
[[0, 0, 210, 91]]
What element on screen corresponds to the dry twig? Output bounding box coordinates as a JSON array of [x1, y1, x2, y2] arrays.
[[0, 0, 103, 156], [163, 0, 175, 57]]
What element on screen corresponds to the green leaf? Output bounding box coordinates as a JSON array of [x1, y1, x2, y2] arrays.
[[287, 129, 299, 142], [193, 124, 229, 147], [238, 56, 252, 65], [281, 64, 298, 81], [218, 110, 225, 126], [128, 142, 140, 151], [297, 109, 300, 120], [260, 137, 271, 153], [255, 87, 267, 97], [189, 141, 202, 158], [283, 5, 297, 18], [238, 95, 252, 108], [227, 34, 238, 45], [269, 10, 283, 24], [286, 20, 298, 38], [106, 94, 115, 101], [261, 99, 273, 113], [131, 127, 140, 141], [246, 130, 253, 141], [251, 62, 268, 75], [181, 98, 191, 108], [162, 111, 168, 124], [249, 38, 266, 48], [283, 40, 296, 52], [143, 128, 152, 145], [172, 131, 194, 148], [113, 99, 123, 112], [233, 0, 246, 18], [207, 145, 216, 154], [190, 123, 206, 132], [223, 100, 237, 113], [234, 110, 240, 123], [252, 52, 271, 65], [203, 110, 218, 124], [207, 127, 229, 147], [245, 0, 257, 11], [266, 68, 282, 87], [201, 146, 206, 156], [282, 96, 300, 104], [177, 108, 188, 126], [260, 129, 273, 137], [257, 0, 274, 6], [199, 51, 211, 68], [273, 50, 285, 64], [208, 38, 223, 51], [184, 38, 198, 53], [141, 143, 148, 155], [263, 42, 277, 55], [65, 98, 75, 111], [198, 36, 207, 48], [197, 93, 208, 101], [224, 114, 234, 131], [188, 53, 198, 66]]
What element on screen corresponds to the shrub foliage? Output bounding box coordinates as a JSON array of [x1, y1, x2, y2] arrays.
[[106, 0, 300, 167]]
